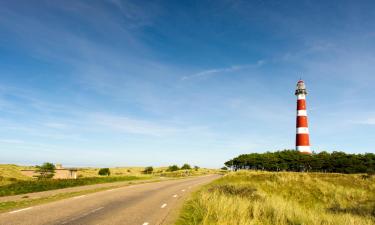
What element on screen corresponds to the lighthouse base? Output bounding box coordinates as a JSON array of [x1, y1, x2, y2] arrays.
[[296, 146, 312, 154]]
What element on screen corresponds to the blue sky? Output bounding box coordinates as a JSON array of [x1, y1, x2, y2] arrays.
[[0, 0, 374, 168]]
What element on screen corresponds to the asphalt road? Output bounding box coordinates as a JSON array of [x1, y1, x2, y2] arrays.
[[0, 175, 220, 225]]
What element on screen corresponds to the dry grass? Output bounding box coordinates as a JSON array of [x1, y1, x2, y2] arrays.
[[77, 167, 151, 177], [77, 167, 215, 177], [176, 171, 375, 225], [0, 164, 218, 186], [0, 164, 33, 185]]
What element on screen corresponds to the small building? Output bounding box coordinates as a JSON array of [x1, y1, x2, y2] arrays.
[[21, 164, 78, 179]]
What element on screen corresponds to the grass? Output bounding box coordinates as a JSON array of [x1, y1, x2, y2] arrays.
[[0, 164, 32, 185], [0, 175, 192, 213], [0, 175, 147, 196], [0, 164, 218, 197], [0, 188, 107, 213], [176, 171, 375, 225], [78, 167, 149, 177]]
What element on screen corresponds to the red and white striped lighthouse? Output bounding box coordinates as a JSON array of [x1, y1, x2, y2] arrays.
[[295, 80, 312, 154]]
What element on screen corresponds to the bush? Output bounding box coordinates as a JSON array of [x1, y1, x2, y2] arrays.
[[98, 168, 110, 176], [35, 162, 55, 179], [143, 166, 154, 174], [167, 165, 180, 172], [194, 166, 200, 171], [181, 163, 191, 170], [221, 166, 228, 170]]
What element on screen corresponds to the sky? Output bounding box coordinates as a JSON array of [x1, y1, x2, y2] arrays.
[[0, 0, 374, 168]]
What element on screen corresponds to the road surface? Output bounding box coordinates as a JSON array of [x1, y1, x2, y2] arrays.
[[0, 175, 219, 225]]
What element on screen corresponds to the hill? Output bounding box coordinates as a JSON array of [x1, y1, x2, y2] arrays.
[[176, 171, 375, 225]]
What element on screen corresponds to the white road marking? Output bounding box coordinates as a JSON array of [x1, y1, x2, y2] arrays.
[[173, 194, 178, 198], [9, 207, 32, 214], [142, 223, 149, 225], [161, 203, 167, 208], [73, 195, 86, 199], [91, 207, 104, 213], [181, 189, 186, 192]]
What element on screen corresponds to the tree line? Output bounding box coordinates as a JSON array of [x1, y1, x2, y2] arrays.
[[224, 150, 375, 174]]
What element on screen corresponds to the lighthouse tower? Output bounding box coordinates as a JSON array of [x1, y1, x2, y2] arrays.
[[295, 80, 312, 154]]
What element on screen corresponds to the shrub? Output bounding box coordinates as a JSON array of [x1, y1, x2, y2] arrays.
[[167, 165, 180, 172], [194, 166, 199, 171], [98, 168, 110, 176], [35, 162, 55, 179], [221, 166, 228, 170], [181, 163, 191, 170], [143, 166, 154, 174]]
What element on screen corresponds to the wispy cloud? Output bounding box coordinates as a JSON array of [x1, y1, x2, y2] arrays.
[[0, 139, 24, 144], [181, 60, 265, 81], [92, 113, 185, 136], [43, 122, 68, 129], [355, 117, 375, 125], [91, 113, 215, 138]]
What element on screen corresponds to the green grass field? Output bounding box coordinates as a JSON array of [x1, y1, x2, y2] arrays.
[[176, 171, 375, 225], [0, 175, 147, 197]]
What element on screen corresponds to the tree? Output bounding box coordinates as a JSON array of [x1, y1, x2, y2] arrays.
[[35, 162, 55, 179], [224, 150, 375, 174], [143, 166, 154, 174], [167, 165, 180, 172], [181, 163, 191, 170], [98, 168, 111, 176], [194, 166, 200, 171]]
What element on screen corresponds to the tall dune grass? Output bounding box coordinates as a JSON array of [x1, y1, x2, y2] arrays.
[[176, 171, 375, 225]]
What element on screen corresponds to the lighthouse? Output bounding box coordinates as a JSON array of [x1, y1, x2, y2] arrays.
[[295, 80, 312, 154]]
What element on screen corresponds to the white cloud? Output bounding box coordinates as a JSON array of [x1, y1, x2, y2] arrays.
[[181, 60, 265, 81], [92, 113, 180, 136], [44, 122, 68, 129], [357, 117, 375, 125]]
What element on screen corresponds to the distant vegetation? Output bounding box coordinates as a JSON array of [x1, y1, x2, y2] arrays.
[[0, 176, 143, 197], [181, 164, 192, 170], [225, 150, 375, 174], [0, 164, 217, 196], [143, 166, 154, 174], [98, 168, 111, 176], [177, 171, 375, 225], [167, 165, 180, 172], [35, 162, 55, 179], [166, 163, 194, 172]]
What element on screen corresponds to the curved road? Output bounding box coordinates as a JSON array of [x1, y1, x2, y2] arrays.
[[0, 175, 220, 225]]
